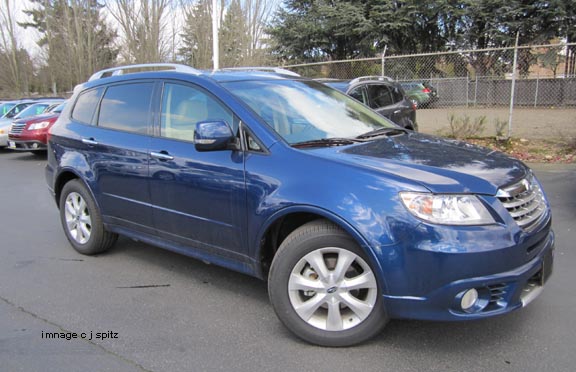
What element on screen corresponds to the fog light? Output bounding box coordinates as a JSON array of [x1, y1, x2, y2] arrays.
[[32, 143, 38, 149], [460, 288, 479, 311]]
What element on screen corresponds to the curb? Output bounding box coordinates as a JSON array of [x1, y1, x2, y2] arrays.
[[526, 162, 576, 171]]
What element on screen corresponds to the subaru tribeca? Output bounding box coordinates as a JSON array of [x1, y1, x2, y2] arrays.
[[46, 64, 554, 347]]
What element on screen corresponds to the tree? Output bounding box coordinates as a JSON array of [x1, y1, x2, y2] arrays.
[[20, 0, 118, 92], [179, 0, 213, 68], [558, 0, 576, 76], [267, 0, 568, 71], [179, 0, 277, 68], [107, 0, 170, 63], [244, 0, 278, 58], [0, 0, 31, 96], [220, 0, 250, 67]]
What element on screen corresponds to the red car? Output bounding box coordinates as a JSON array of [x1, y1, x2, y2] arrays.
[[8, 102, 65, 153]]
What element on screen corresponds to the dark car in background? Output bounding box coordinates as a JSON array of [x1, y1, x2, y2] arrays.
[[8, 101, 66, 153], [400, 81, 439, 108], [319, 76, 418, 131]]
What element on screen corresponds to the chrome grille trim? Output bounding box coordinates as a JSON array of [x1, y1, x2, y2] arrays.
[[496, 175, 547, 233], [9, 123, 26, 135]]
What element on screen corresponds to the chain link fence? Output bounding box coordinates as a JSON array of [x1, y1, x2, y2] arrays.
[[283, 44, 576, 139]]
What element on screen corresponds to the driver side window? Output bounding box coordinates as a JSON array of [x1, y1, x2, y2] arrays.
[[161, 83, 235, 142]]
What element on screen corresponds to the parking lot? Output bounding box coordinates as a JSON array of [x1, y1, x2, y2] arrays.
[[0, 148, 575, 372]]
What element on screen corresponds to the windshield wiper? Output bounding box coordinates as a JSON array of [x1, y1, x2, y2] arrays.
[[292, 137, 364, 148], [355, 127, 407, 140]]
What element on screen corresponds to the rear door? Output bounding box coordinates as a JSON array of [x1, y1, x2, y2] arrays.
[[148, 81, 248, 262], [70, 82, 155, 232], [365, 84, 395, 119], [366, 84, 413, 128]]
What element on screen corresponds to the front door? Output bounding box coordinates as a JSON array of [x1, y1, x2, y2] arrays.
[[149, 82, 248, 262]]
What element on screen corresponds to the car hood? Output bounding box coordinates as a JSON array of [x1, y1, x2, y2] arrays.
[[0, 117, 13, 128], [311, 132, 527, 195]]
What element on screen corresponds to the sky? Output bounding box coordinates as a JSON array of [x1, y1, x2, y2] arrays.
[[8, 0, 41, 57]]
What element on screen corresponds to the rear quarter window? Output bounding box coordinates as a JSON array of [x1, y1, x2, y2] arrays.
[[72, 88, 105, 124]]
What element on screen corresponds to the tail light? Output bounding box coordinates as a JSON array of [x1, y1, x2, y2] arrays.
[[422, 88, 431, 93]]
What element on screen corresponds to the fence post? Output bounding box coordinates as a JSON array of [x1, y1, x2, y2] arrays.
[[534, 73, 539, 108], [474, 76, 478, 107], [466, 72, 469, 107], [507, 33, 520, 139], [381, 45, 388, 76]]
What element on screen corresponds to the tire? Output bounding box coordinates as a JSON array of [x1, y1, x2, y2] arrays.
[[59, 179, 118, 255], [268, 220, 388, 346]]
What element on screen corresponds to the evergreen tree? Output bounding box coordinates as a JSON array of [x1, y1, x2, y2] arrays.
[[267, 0, 570, 71], [220, 0, 250, 67], [179, 0, 213, 69]]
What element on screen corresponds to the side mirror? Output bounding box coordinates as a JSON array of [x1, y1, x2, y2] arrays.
[[194, 120, 236, 152]]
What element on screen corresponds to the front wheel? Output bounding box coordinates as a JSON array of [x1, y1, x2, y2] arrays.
[[59, 179, 118, 255], [268, 220, 388, 346]]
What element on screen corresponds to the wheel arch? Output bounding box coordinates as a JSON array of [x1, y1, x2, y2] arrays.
[[54, 169, 94, 210], [255, 206, 387, 291]]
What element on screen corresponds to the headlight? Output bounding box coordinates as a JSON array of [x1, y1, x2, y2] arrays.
[[28, 121, 51, 130], [399, 192, 495, 225]]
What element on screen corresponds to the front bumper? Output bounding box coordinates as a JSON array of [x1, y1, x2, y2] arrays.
[[383, 229, 554, 321], [7, 139, 47, 151]]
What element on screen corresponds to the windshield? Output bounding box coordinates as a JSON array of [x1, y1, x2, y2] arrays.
[[0, 102, 16, 117], [51, 102, 66, 113], [14, 103, 49, 119], [223, 79, 396, 145]]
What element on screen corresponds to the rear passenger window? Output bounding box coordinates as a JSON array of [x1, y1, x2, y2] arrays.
[[391, 86, 404, 103], [72, 87, 104, 124], [367, 85, 393, 109], [98, 83, 154, 134]]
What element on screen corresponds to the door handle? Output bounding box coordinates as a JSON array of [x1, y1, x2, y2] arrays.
[[82, 138, 98, 146], [150, 151, 174, 161]]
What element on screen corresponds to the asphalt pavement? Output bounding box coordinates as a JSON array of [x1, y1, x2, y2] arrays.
[[1, 149, 575, 372]]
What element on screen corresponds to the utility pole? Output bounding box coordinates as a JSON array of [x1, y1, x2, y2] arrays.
[[507, 32, 520, 139], [212, 0, 219, 70]]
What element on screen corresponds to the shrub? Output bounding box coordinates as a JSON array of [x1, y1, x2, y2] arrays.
[[448, 114, 486, 139]]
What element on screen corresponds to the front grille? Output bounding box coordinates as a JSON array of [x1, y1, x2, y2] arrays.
[[9, 123, 26, 135], [496, 175, 547, 232]]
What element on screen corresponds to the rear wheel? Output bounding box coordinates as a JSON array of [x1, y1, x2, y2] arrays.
[[268, 220, 387, 346], [59, 179, 117, 255]]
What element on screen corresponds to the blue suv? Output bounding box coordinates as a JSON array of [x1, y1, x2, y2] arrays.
[[46, 64, 554, 346]]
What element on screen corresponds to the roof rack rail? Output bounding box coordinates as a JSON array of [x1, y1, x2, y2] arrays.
[[349, 75, 395, 85], [220, 67, 300, 77], [88, 63, 202, 81]]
